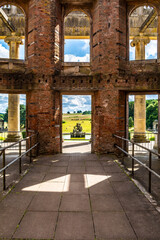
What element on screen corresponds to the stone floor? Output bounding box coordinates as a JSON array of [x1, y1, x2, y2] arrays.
[[0, 151, 160, 240], [122, 152, 160, 205], [62, 141, 91, 153]]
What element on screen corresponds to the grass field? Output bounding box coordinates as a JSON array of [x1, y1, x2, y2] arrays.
[[62, 113, 91, 133]]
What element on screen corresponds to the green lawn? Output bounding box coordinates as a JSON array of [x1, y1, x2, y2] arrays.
[[62, 113, 91, 133]]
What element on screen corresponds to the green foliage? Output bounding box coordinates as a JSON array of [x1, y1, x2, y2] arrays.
[[129, 101, 134, 120], [149, 137, 155, 141], [129, 117, 134, 128], [0, 113, 4, 120], [146, 100, 158, 129], [82, 111, 91, 115], [67, 111, 70, 114], [77, 110, 82, 113], [62, 120, 66, 124], [129, 99, 158, 129], [3, 108, 8, 123], [20, 105, 26, 128]]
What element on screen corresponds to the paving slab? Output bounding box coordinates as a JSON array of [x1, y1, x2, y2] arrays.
[[69, 173, 86, 182], [126, 210, 160, 239], [13, 211, 58, 239], [0, 153, 160, 240], [60, 194, 90, 211], [93, 212, 137, 239], [0, 207, 24, 239], [48, 166, 68, 174], [0, 192, 35, 210], [90, 194, 123, 212], [55, 212, 95, 240], [64, 181, 88, 194], [67, 166, 85, 173], [28, 192, 62, 211], [43, 173, 67, 182]]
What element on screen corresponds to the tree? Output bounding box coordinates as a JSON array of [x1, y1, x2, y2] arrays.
[[77, 110, 82, 113], [146, 100, 158, 129], [0, 113, 4, 120], [129, 101, 134, 120], [129, 99, 158, 130], [20, 104, 26, 128], [82, 111, 91, 115], [67, 111, 70, 114], [129, 117, 134, 128]]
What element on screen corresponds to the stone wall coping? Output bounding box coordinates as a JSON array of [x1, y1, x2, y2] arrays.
[[0, 58, 27, 64], [129, 59, 159, 64], [63, 62, 90, 67]]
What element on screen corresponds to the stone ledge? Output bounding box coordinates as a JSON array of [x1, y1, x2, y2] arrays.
[[0, 58, 27, 73]]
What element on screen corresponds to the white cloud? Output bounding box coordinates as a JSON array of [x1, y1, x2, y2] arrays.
[[62, 95, 91, 113], [0, 44, 9, 58], [0, 94, 26, 113], [64, 54, 90, 62], [81, 40, 90, 50], [145, 40, 157, 59], [129, 94, 158, 102]]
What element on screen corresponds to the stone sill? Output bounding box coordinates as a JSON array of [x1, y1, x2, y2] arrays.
[[0, 58, 27, 73], [0, 58, 27, 64], [63, 62, 90, 67], [62, 62, 91, 75], [129, 59, 160, 64]]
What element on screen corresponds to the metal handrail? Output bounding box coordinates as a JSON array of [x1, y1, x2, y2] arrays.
[[114, 135, 160, 157], [114, 134, 160, 193], [0, 133, 39, 190], [0, 134, 35, 152]]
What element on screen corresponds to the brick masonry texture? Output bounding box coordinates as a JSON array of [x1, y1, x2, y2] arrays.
[[0, 0, 160, 154]]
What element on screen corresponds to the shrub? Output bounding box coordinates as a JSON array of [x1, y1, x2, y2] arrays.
[[149, 137, 155, 141]]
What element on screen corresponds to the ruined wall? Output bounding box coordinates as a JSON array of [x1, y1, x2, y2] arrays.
[[0, 0, 160, 154]]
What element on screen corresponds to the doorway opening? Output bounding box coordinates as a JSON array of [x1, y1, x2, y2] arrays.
[[0, 93, 26, 150], [61, 94, 92, 153], [127, 93, 158, 152]]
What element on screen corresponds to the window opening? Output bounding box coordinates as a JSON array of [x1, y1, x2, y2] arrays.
[[64, 11, 90, 62], [0, 4, 25, 60], [129, 6, 157, 60]]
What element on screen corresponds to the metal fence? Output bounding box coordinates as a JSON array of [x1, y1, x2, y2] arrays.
[[128, 131, 157, 153], [114, 134, 160, 194], [0, 130, 26, 150], [0, 133, 39, 190]]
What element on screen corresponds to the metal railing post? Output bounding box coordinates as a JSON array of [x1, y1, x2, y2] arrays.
[[30, 136, 32, 163], [36, 133, 39, 157], [19, 141, 22, 174], [3, 150, 6, 190], [149, 151, 152, 193], [132, 142, 135, 177]]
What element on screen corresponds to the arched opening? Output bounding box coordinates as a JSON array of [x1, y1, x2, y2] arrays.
[[129, 5, 158, 61], [0, 4, 25, 60], [64, 10, 90, 63]]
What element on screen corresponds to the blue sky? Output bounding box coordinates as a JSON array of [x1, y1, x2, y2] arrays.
[[0, 39, 25, 59], [130, 40, 157, 60], [64, 39, 90, 62], [62, 95, 91, 113], [0, 94, 26, 113], [129, 95, 158, 102]]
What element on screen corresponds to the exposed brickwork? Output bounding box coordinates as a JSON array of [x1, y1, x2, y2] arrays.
[[0, 0, 160, 154]]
